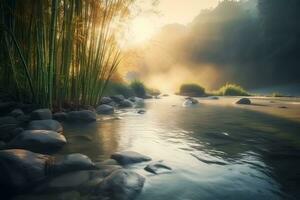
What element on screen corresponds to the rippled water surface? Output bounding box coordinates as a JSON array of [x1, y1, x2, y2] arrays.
[[62, 96, 300, 200]]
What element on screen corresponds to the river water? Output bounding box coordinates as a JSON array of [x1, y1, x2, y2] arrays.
[[62, 96, 300, 200]]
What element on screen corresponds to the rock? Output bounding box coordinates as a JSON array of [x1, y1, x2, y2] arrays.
[[183, 97, 199, 107], [0, 101, 16, 114], [100, 97, 113, 105], [144, 94, 153, 99], [279, 106, 288, 109], [28, 119, 63, 133], [96, 159, 119, 166], [94, 169, 145, 200], [67, 110, 96, 123], [96, 104, 114, 115], [119, 100, 133, 108], [50, 153, 96, 175], [10, 109, 25, 118], [34, 168, 119, 194], [53, 112, 67, 122], [144, 161, 172, 174], [0, 116, 19, 141], [210, 96, 219, 100], [111, 151, 151, 165], [111, 95, 125, 103], [31, 108, 52, 120], [133, 97, 145, 108], [236, 98, 251, 105], [137, 109, 146, 114], [0, 149, 49, 192], [7, 130, 67, 154], [17, 103, 39, 113]]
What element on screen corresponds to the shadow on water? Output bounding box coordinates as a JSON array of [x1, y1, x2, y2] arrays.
[[60, 97, 300, 200]]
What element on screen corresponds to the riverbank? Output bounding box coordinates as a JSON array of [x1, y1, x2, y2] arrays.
[[0, 94, 161, 200]]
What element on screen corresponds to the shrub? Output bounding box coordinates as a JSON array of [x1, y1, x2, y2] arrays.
[[179, 84, 206, 97], [147, 88, 161, 96], [104, 82, 134, 98], [217, 83, 249, 96], [130, 80, 146, 98]]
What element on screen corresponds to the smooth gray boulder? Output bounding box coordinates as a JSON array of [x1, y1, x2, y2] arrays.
[[0, 101, 16, 114], [31, 109, 52, 120], [7, 130, 66, 154], [210, 96, 219, 100], [34, 166, 120, 194], [28, 119, 63, 133], [53, 112, 67, 122], [111, 95, 125, 103], [95, 169, 145, 200], [144, 160, 172, 174], [236, 98, 251, 105], [119, 100, 133, 108], [132, 97, 145, 108], [137, 109, 146, 114], [96, 104, 114, 115], [0, 150, 96, 194], [50, 153, 96, 175], [0, 149, 49, 191], [10, 109, 25, 118], [100, 97, 113, 105], [67, 110, 96, 123], [111, 151, 151, 165], [0, 116, 19, 141]]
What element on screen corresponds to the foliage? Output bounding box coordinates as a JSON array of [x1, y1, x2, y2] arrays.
[[130, 80, 146, 98], [104, 82, 135, 98], [0, 0, 134, 109], [179, 84, 206, 97], [147, 88, 161, 96], [216, 83, 249, 96]]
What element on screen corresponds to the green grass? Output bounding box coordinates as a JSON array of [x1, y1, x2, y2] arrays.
[[179, 84, 206, 97], [215, 83, 249, 96]]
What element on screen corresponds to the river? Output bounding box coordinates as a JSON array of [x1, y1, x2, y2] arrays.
[[61, 96, 300, 200]]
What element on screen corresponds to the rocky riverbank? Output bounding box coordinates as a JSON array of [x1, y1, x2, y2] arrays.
[[0, 95, 171, 200]]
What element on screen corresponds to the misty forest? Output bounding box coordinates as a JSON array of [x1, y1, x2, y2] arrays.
[[0, 0, 300, 200]]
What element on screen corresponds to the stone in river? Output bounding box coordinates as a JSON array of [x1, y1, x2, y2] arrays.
[[53, 112, 67, 122], [94, 169, 145, 200], [28, 119, 63, 133], [7, 130, 66, 154], [236, 98, 251, 105], [111, 151, 151, 165], [31, 108, 52, 120], [144, 160, 172, 174], [66, 110, 96, 123], [0, 149, 49, 192], [96, 104, 114, 115]]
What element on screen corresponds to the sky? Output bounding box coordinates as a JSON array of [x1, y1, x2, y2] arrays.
[[123, 0, 219, 46]]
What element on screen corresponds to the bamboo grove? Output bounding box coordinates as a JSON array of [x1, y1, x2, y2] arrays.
[[0, 0, 134, 109]]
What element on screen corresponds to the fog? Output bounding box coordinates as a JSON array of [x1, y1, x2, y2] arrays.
[[121, 0, 300, 92]]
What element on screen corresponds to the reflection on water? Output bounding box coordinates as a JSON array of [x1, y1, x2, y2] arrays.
[[61, 96, 300, 200]]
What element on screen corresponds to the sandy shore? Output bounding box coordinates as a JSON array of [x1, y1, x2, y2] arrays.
[[197, 96, 300, 123]]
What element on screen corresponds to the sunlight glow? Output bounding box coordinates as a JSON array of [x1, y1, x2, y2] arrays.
[[123, 17, 158, 47]]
